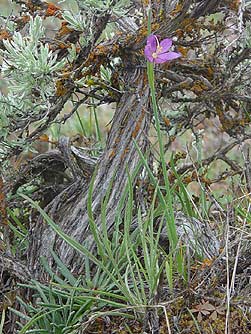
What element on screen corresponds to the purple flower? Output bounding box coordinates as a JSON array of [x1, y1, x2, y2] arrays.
[[144, 35, 181, 64]]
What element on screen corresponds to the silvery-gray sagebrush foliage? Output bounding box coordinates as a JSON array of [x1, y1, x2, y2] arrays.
[[77, 0, 131, 14], [0, 16, 65, 160]]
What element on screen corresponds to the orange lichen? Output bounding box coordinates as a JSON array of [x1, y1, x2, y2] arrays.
[[136, 22, 160, 42], [96, 45, 107, 55], [192, 258, 214, 271], [175, 17, 201, 39], [0, 29, 12, 41], [55, 79, 68, 96], [177, 46, 189, 57], [170, 3, 183, 16], [83, 42, 121, 77], [151, 22, 160, 32], [132, 111, 145, 138], [132, 124, 141, 138], [121, 147, 130, 159], [38, 134, 57, 145], [142, 0, 149, 7], [176, 29, 184, 38], [182, 176, 193, 184], [136, 26, 148, 42], [206, 66, 214, 80], [58, 21, 74, 37], [85, 45, 108, 67], [162, 116, 170, 127], [109, 150, 116, 159], [229, 0, 240, 11], [38, 134, 49, 142], [201, 176, 211, 186], [181, 18, 196, 33], [191, 81, 209, 94], [49, 41, 70, 52], [45, 2, 61, 18]]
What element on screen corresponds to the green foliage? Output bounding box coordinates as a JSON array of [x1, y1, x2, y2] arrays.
[[77, 0, 131, 14], [2, 16, 64, 104], [62, 10, 88, 33], [7, 208, 29, 255], [12, 274, 130, 334], [0, 16, 65, 160], [16, 158, 198, 332]]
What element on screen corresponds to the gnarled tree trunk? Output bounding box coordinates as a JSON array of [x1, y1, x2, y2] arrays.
[[28, 68, 151, 277]]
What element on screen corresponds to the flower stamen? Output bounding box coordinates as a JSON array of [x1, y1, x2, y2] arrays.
[[156, 46, 163, 53]]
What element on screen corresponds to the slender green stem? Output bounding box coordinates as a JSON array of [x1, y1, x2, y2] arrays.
[[76, 110, 87, 137], [146, 17, 177, 247], [92, 97, 102, 142], [146, 7, 185, 278]]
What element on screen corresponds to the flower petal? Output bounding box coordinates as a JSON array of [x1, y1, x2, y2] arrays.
[[154, 51, 181, 63], [144, 52, 154, 63], [164, 51, 181, 60], [144, 45, 153, 56], [144, 35, 158, 62], [159, 38, 172, 53], [146, 34, 157, 52]]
